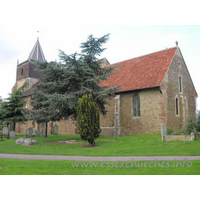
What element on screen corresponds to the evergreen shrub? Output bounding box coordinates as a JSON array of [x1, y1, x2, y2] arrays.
[[76, 94, 101, 146]]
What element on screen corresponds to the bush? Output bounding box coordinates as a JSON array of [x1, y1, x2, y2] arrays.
[[184, 119, 195, 135], [195, 116, 200, 132], [167, 118, 199, 136], [167, 128, 174, 135], [76, 94, 101, 146], [183, 118, 197, 135]]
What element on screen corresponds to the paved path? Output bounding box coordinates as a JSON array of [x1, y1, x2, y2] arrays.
[[0, 154, 200, 161]]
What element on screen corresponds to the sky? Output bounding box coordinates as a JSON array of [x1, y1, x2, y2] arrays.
[[0, 0, 200, 109]]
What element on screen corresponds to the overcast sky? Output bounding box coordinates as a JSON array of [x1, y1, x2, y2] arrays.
[[0, 1, 200, 109]]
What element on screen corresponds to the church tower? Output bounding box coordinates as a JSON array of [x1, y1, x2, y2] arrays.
[[13, 38, 46, 92]]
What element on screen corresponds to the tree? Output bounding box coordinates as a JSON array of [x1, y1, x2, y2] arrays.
[[30, 34, 120, 127], [0, 96, 3, 137], [0, 96, 3, 104], [0, 83, 28, 135], [29, 81, 59, 138], [77, 94, 101, 146]]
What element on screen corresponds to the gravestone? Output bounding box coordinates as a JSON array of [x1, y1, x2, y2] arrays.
[[53, 124, 58, 135], [3, 127, 8, 136], [9, 131, 16, 139], [32, 128, 36, 137], [40, 124, 46, 136], [35, 130, 41, 137], [26, 127, 34, 138], [16, 138, 37, 146], [191, 132, 195, 141], [23, 139, 37, 146], [16, 138, 25, 144], [40, 128, 45, 136], [161, 123, 166, 141]]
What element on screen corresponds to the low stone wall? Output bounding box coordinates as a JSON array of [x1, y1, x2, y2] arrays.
[[164, 135, 191, 141], [163, 132, 195, 141], [161, 123, 195, 141]]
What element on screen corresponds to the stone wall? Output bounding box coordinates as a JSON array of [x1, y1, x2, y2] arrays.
[[14, 48, 197, 137], [55, 118, 77, 135], [119, 88, 162, 136], [16, 61, 41, 82], [13, 78, 39, 93], [17, 62, 30, 81], [161, 48, 197, 131], [100, 97, 115, 137]]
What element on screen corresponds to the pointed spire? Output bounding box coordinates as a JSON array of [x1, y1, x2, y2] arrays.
[[28, 38, 46, 62]]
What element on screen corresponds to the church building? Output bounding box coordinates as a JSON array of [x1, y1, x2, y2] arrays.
[[13, 38, 198, 136]]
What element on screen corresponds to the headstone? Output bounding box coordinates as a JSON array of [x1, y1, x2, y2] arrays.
[[16, 138, 25, 144], [58, 140, 76, 144], [24, 139, 36, 145], [25, 128, 28, 137], [9, 131, 16, 139], [35, 130, 41, 137], [40, 128, 45, 136], [16, 138, 37, 146], [40, 124, 46, 136], [3, 127, 8, 136], [25, 127, 34, 138], [32, 128, 36, 136], [53, 124, 58, 135], [161, 123, 166, 141], [31, 139, 37, 145], [191, 132, 195, 141]]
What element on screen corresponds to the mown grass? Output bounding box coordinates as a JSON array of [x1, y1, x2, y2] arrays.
[[0, 133, 200, 156], [0, 158, 199, 175]]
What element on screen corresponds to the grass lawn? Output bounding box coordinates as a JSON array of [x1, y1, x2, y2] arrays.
[[0, 158, 199, 175], [0, 134, 200, 174], [0, 133, 200, 156]]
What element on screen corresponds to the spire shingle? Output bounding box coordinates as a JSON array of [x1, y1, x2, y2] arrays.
[[28, 38, 46, 62]]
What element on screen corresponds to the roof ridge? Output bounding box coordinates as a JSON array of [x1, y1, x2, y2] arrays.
[[108, 46, 178, 66]]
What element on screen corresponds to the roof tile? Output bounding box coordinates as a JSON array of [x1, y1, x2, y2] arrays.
[[100, 47, 177, 93]]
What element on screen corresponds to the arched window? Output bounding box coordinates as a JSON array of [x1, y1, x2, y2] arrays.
[[133, 93, 141, 117], [21, 68, 24, 76]]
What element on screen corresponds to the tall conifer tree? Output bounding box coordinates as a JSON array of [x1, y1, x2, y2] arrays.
[[30, 34, 120, 127], [0, 83, 28, 134]]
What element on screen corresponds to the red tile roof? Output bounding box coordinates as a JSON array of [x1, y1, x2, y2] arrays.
[[100, 47, 177, 93]]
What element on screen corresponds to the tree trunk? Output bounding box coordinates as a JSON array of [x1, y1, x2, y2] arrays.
[[45, 122, 48, 138], [88, 139, 95, 146], [13, 123, 16, 132]]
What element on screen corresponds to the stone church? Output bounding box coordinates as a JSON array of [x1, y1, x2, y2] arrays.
[[13, 38, 198, 136]]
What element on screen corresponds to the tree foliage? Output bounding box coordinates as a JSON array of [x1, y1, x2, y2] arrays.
[[0, 83, 28, 132], [77, 94, 101, 146], [30, 34, 120, 124]]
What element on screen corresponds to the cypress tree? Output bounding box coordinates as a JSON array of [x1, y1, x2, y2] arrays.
[[77, 94, 101, 146]]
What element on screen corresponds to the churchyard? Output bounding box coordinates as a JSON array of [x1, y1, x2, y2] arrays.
[[0, 132, 200, 156], [0, 132, 200, 175]]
